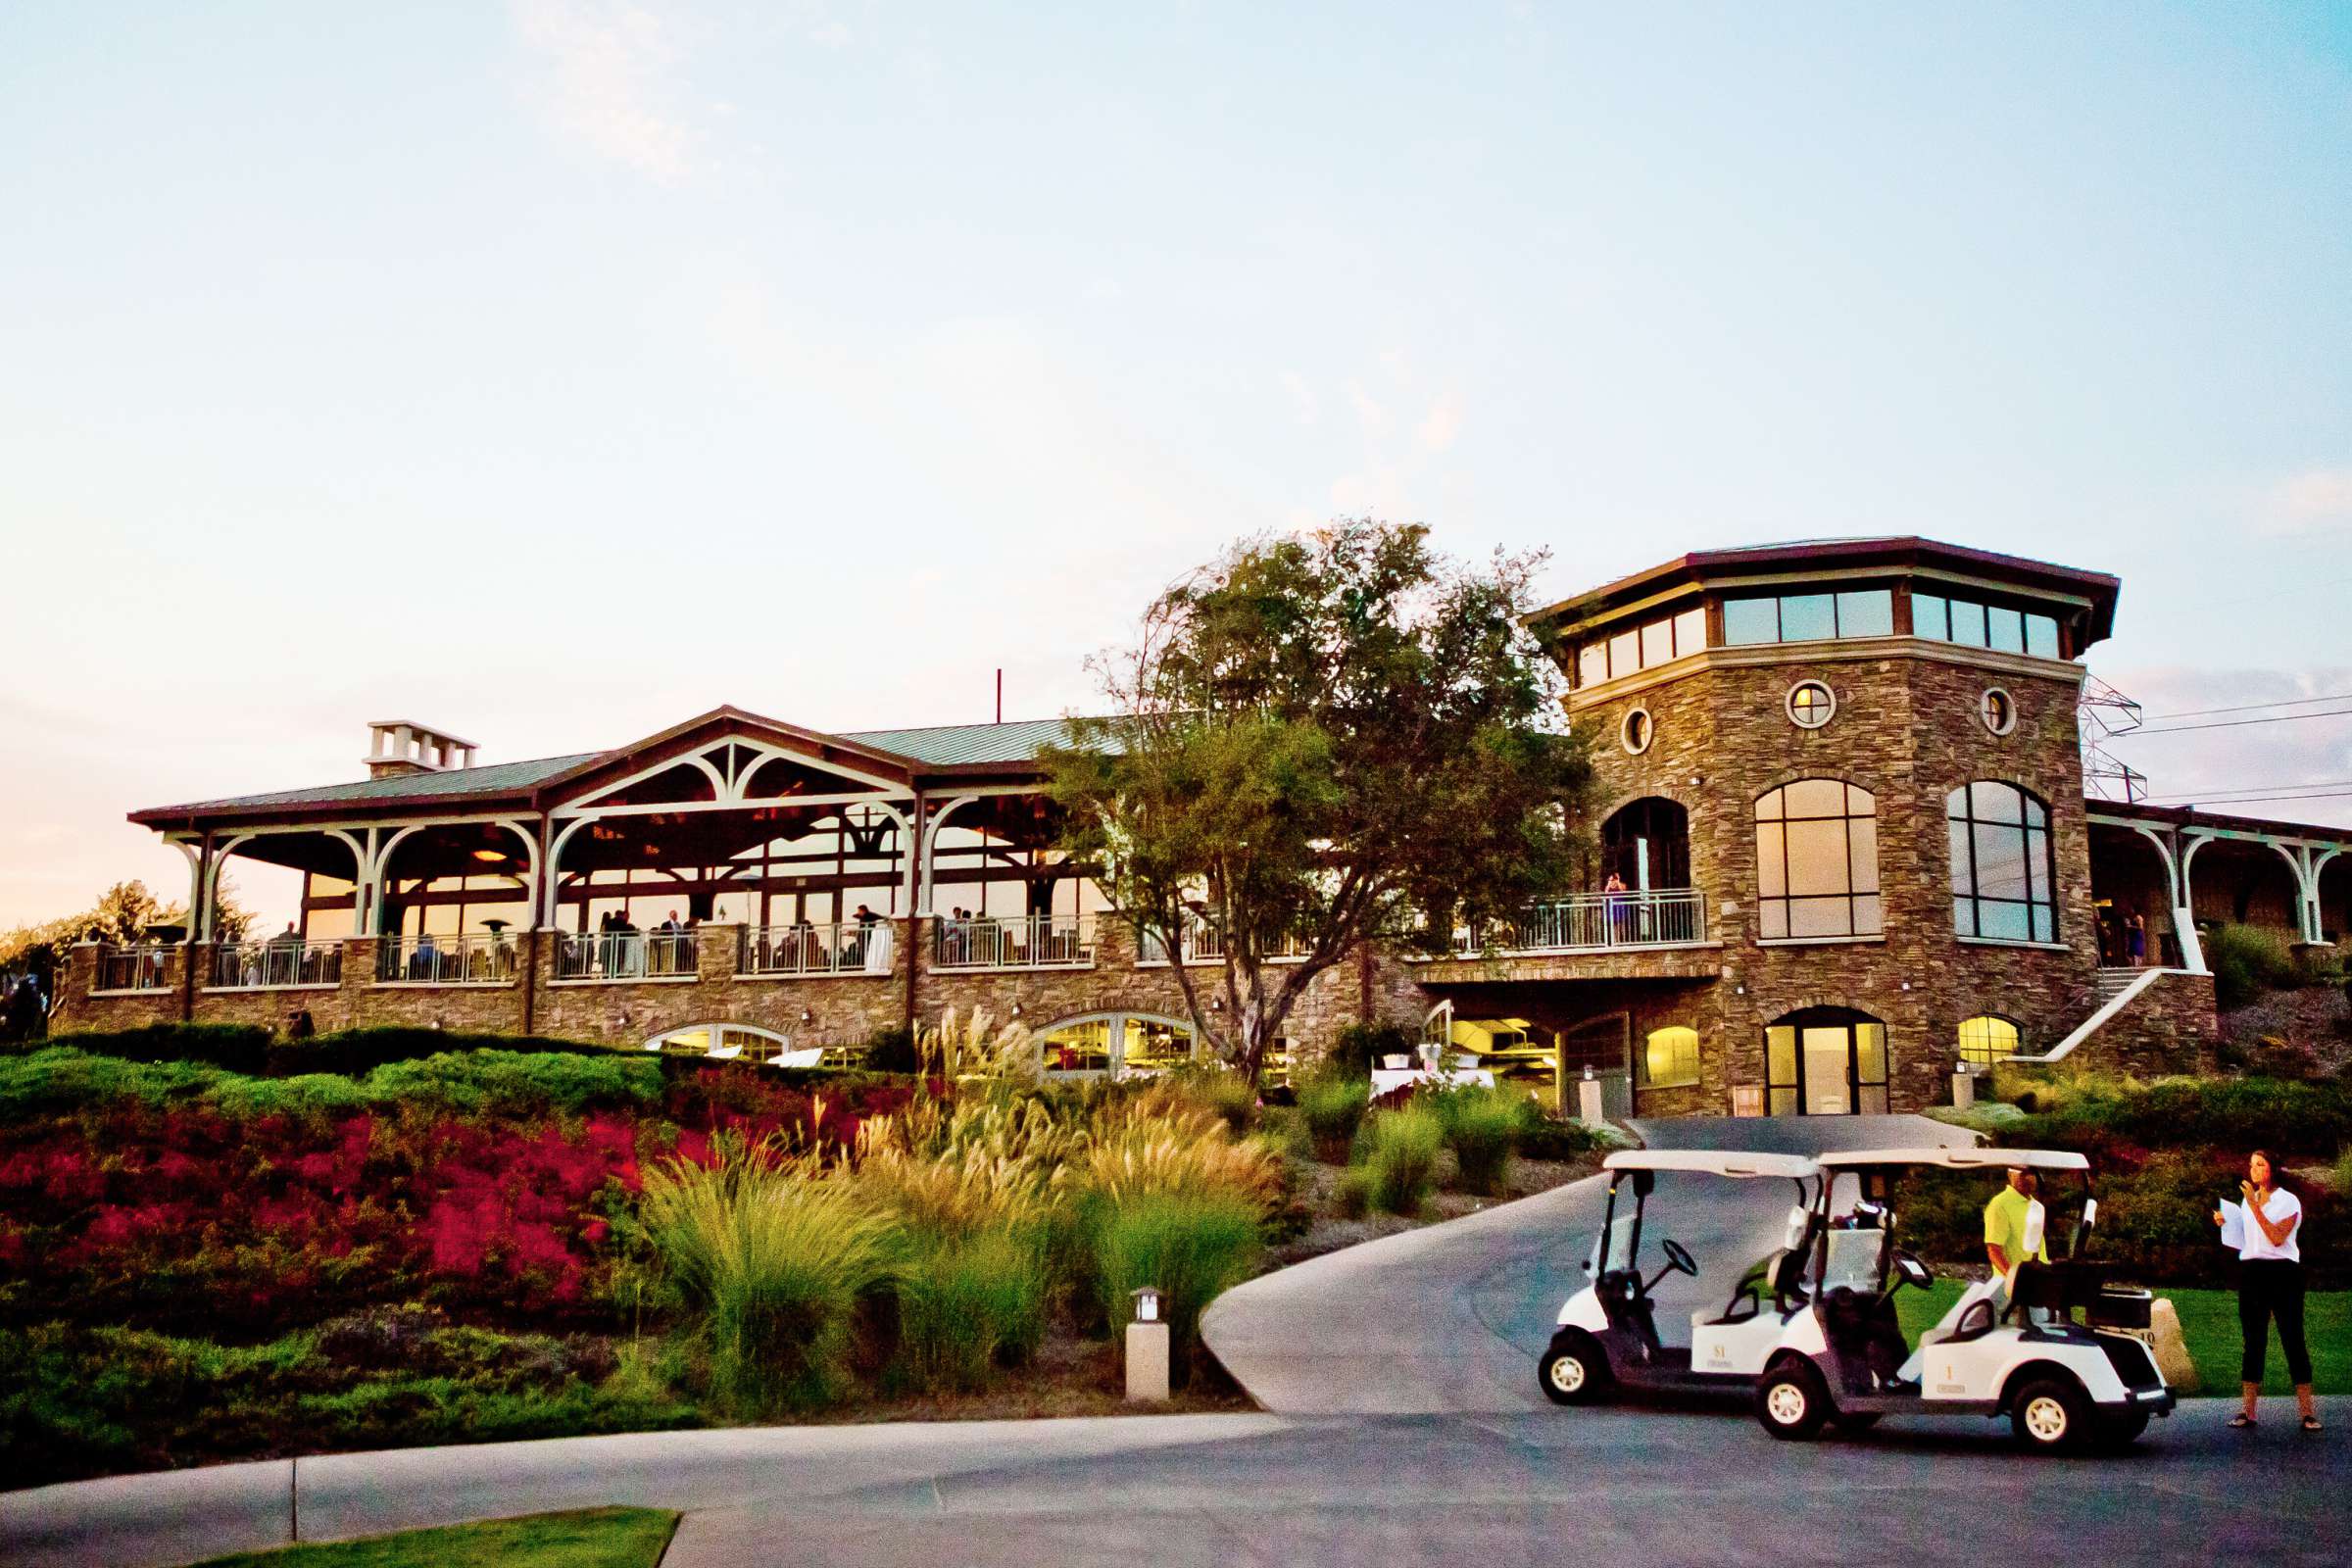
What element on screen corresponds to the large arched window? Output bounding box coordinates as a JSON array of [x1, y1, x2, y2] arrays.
[[1947, 782, 2057, 942], [1754, 780, 1881, 939], [1601, 797, 1690, 891], [1956, 1014, 2021, 1067], [1037, 1011, 1196, 1078]]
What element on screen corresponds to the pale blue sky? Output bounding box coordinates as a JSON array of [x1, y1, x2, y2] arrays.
[[3, 2, 2349, 926]]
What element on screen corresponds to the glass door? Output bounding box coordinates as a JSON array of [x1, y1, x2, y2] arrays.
[[1765, 1009, 1889, 1115]]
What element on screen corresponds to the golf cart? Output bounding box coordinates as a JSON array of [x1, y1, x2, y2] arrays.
[[1751, 1147, 2173, 1452], [1541, 1150, 1823, 1405]]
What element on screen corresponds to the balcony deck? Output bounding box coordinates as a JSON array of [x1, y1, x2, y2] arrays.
[[1419, 889, 1722, 983]]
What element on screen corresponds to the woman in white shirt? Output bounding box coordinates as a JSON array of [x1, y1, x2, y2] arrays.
[[2214, 1150, 2317, 1433]]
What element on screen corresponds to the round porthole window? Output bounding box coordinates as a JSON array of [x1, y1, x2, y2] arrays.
[[1981, 687, 2017, 736], [1621, 707, 1654, 755], [1786, 681, 1836, 730]]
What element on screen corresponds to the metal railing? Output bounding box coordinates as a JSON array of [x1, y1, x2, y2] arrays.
[[377, 932, 523, 985], [739, 922, 895, 977], [932, 913, 1094, 970], [553, 929, 699, 982], [1450, 888, 1707, 956], [1140, 917, 1313, 965], [95, 945, 172, 992], [212, 940, 343, 989]]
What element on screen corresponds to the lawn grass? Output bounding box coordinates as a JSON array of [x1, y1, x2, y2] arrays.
[[1894, 1279, 2350, 1395], [189, 1507, 678, 1568]]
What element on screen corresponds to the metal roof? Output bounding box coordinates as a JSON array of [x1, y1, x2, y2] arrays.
[[140, 753, 604, 815], [839, 716, 1113, 767]]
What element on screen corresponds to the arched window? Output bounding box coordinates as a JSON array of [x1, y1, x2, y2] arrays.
[[1037, 1011, 1196, 1078], [1601, 797, 1690, 891], [1947, 782, 2057, 942], [1754, 780, 1881, 939], [1637, 1026, 1701, 1091], [1956, 1015, 2021, 1067]]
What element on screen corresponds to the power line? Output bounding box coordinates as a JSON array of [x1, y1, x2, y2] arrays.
[[2140, 690, 2352, 722], [2127, 706, 2352, 738], [2144, 789, 2352, 810], [2143, 776, 2352, 803]]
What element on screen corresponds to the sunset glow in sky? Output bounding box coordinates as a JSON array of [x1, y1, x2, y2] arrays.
[[3, 3, 2348, 929]]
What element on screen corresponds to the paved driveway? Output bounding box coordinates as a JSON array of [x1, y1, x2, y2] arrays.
[[7, 1401, 2340, 1568], [1201, 1114, 1976, 1415]]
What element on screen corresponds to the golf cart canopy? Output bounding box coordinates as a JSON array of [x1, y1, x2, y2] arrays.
[[1602, 1151, 1822, 1180], [1814, 1148, 2089, 1173]]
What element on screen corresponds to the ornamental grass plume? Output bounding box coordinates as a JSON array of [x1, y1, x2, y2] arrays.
[[917, 1006, 1042, 1087], [1361, 1103, 1445, 1215], [637, 1134, 899, 1415]]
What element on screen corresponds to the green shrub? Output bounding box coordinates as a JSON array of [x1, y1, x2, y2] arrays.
[[1327, 1021, 1413, 1081], [1092, 1191, 1262, 1380], [638, 1141, 900, 1415], [1361, 1105, 1444, 1215], [2207, 922, 2301, 1009], [863, 1025, 919, 1074], [37, 1022, 274, 1072], [1298, 1074, 1372, 1163], [1513, 1111, 1610, 1162], [1333, 1166, 1374, 1221], [1432, 1088, 1522, 1197], [360, 1049, 663, 1115], [891, 1228, 1048, 1393]]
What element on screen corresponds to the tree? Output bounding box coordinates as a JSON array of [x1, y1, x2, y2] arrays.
[[0, 877, 253, 1013], [1044, 522, 1592, 1083]]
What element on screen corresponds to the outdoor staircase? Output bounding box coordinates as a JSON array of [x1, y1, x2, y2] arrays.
[[2093, 966, 2141, 1005]]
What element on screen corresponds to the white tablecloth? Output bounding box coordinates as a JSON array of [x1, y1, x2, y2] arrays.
[[1369, 1066, 1495, 1097]]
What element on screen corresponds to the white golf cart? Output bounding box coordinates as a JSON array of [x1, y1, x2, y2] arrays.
[[1541, 1150, 1823, 1405], [1751, 1147, 2173, 1452]]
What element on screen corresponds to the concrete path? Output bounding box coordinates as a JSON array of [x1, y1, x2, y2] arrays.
[[1200, 1114, 1976, 1415], [6, 1400, 2341, 1568]]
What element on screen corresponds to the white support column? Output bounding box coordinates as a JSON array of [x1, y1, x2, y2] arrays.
[[2175, 832, 2214, 975], [916, 795, 980, 916], [2314, 848, 2342, 947], [172, 841, 202, 944]]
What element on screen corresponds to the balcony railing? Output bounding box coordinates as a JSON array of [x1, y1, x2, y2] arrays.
[[932, 913, 1094, 971], [95, 945, 172, 992], [552, 929, 698, 982], [212, 940, 343, 989], [378, 932, 523, 985], [739, 922, 895, 977], [1140, 917, 1313, 965], [1450, 888, 1707, 956]]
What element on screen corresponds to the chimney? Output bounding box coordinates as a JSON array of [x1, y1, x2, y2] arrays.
[[366, 720, 478, 780]]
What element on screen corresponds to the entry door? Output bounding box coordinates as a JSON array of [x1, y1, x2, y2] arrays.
[[1558, 1014, 1633, 1118], [1766, 1011, 1891, 1116], [1800, 1026, 1853, 1115]]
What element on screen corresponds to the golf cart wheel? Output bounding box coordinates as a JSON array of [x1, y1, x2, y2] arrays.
[[1539, 1332, 1610, 1406], [2010, 1376, 2091, 1453], [1755, 1360, 1833, 1442]]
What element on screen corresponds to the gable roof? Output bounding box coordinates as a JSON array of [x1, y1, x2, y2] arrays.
[[127, 709, 1112, 829]]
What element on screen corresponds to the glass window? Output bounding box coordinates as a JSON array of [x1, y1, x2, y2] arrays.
[[1578, 644, 1607, 688], [1724, 597, 1779, 645], [1042, 1018, 1112, 1075], [1754, 781, 1882, 940], [1673, 607, 1708, 657], [1836, 590, 1894, 637], [1608, 629, 1639, 678], [1986, 606, 2026, 654], [1957, 1015, 2021, 1067], [1947, 782, 2058, 943], [2025, 614, 2060, 659], [1788, 681, 1835, 728], [1912, 591, 1948, 640], [1641, 619, 1675, 668], [1947, 599, 1987, 647], [1766, 1025, 1798, 1116], [1982, 689, 2015, 734], [1778, 594, 1837, 641], [1639, 1026, 1701, 1090]]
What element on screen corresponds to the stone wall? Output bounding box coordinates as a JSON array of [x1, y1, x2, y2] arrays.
[[2034, 968, 2220, 1079]]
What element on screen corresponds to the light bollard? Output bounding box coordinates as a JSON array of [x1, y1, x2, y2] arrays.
[[1951, 1068, 1976, 1110], [1576, 1071, 1606, 1125], [1126, 1286, 1170, 1403]]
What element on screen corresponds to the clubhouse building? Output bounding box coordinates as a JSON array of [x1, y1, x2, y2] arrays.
[[54, 538, 2352, 1116]]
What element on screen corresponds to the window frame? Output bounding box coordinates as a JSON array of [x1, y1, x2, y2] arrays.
[[1956, 1013, 2023, 1068], [1946, 780, 2059, 944], [1637, 1025, 1702, 1091], [1753, 779, 1884, 941], [1786, 680, 1837, 729], [1722, 587, 1897, 648]]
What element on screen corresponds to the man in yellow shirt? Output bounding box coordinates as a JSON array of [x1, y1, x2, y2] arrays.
[[1984, 1166, 2048, 1281]]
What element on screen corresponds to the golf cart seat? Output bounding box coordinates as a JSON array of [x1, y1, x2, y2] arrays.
[[1701, 1248, 1809, 1326]]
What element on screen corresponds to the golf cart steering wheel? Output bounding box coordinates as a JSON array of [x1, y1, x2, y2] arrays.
[[1661, 1239, 1697, 1278]]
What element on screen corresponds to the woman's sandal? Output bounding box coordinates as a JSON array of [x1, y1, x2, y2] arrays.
[[2228, 1414, 2257, 1429], [2301, 1416, 2323, 1434]]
